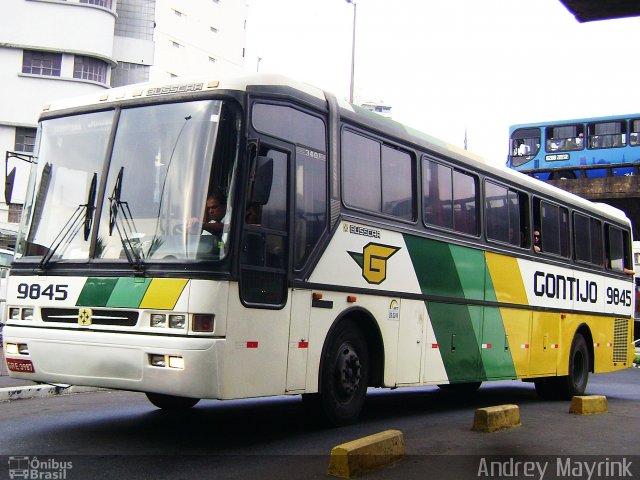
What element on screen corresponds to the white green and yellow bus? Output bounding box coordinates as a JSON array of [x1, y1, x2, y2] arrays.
[[3, 74, 635, 425]]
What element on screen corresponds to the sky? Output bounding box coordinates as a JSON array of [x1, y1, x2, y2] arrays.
[[244, 0, 640, 166]]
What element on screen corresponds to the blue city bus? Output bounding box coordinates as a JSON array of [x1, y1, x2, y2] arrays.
[[507, 114, 640, 180]]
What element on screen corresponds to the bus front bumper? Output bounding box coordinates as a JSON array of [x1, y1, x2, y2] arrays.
[[2, 326, 224, 400]]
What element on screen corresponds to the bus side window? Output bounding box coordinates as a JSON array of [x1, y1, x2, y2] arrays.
[[605, 224, 632, 273]]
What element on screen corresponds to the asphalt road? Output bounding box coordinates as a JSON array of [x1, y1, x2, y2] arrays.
[[0, 368, 639, 480]]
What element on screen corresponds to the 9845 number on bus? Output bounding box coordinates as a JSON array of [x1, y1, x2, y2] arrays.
[[16, 283, 69, 301]]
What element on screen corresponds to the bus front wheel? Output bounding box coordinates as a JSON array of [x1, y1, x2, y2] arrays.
[[313, 320, 369, 426], [146, 392, 200, 411]]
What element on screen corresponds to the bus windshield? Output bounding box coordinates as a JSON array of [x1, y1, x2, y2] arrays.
[[17, 99, 239, 263]]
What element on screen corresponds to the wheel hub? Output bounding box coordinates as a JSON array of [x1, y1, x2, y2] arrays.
[[337, 344, 361, 396]]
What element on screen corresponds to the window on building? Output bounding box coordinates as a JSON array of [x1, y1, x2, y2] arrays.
[[110, 62, 149, 87], [114, 0, 156, 40], [73, 56, 107, 84], [8, 203, 23, 224], [22, 50, 62, 77], [423, 158, 478, 235], [573, 213, 603, 266], [80, 0, 113, 8], [15, 128, 37, 153]]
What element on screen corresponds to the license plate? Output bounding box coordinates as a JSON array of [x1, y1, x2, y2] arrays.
[[6, 358, 36, 373]]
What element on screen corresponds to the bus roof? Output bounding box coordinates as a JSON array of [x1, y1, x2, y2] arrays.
[[40, 73, 631, 228], [41, 73, 342, 114]]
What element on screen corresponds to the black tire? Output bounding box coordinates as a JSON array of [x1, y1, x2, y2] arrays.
[[316, 320, 369, 426], [437, 382, 482, 394], [145, 392, 200, 411], [535, 333, 589, 401], [560, 333, 589, 398]]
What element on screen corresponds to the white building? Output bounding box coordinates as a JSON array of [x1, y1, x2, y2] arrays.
[[0, 0, 247, 243]]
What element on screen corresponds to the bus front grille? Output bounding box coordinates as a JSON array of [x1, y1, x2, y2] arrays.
[[612, 318, 629, 364], [41, 308, 139, 327]]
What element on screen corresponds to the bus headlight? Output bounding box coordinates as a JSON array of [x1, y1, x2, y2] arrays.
[[150, 314, 166, 328], [21, 308, 34, 321], [9, 308, 20, 321], [168, 314, 186, 329]]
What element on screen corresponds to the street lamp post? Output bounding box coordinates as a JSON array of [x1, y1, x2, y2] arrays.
[[346, 0, 356, 104]]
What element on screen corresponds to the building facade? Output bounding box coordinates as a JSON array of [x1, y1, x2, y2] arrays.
[[0, 0, 247, 244]]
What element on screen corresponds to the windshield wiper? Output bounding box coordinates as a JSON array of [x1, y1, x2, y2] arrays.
[[108, 167, 145, 273], [38, 173, 98, 271]]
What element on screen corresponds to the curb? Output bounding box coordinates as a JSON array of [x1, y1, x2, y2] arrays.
[[328, 429, 405, 479], [472, 404, 522, 433], [0, 384, 102, 402], [569, 395, 608, 415]]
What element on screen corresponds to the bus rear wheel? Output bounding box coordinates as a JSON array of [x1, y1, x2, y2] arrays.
[[313, 320, 369, 426], [145, 392, 200, 411]]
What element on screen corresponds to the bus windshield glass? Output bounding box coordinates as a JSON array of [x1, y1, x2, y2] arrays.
[[17, 99, 238, 263]]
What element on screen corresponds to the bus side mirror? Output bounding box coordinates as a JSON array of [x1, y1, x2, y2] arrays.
[[250, 156, 273, 205], [4, 167, 16, 205]]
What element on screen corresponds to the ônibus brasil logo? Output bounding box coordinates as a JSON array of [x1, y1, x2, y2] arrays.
[[348, 242, 400, 285]]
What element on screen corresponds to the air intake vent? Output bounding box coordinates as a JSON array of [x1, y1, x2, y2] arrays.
[[612, 318, 629, 364], [42, 308, 138, 327]]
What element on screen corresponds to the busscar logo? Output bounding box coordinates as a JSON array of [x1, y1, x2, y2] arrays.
[[348, 242, 400, 285]]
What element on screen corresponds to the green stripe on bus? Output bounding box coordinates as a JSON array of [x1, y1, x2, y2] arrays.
[[403, 235, 465, 299], [106, 277, 152, 308], [403, 234, 517, 381], [76, 277, 119, 307], [427, 302, 486, 381], [449, 245, 485, 301]]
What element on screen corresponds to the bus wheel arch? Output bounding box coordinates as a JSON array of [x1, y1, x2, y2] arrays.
[[320, 308, 385, 389], [305, 308, 384, 425], [535, 325, 592, 400]]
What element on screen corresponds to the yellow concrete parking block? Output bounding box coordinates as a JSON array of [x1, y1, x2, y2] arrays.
[[570, 395, 608, 415], [472, 404, 522, 432], [328, 429, 405, 478]]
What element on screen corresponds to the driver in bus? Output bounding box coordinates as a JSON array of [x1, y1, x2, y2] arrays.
[[189, 192, 227, 236]]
